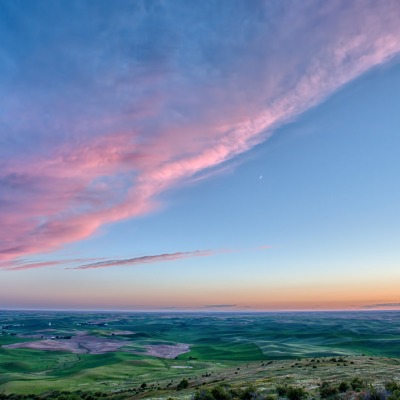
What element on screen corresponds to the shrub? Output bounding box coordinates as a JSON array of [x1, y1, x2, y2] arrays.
[[239, 385, 259, 400], [319, 382, 338, 398], [177, 379, 189, 391], [286, 386, 308, 400], [338, 382, 350, 393], [386, 383, 400, 394], [211, 386, 231, 400], [351, 378, 364, 391], [388, 390, 400, 400], [194, 389, 215, 400], [277, 386, 288, 396]]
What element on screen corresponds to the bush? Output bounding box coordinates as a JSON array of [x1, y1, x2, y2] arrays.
[[388, 390, 400, 400], [351, 378, 364, 391], [211, 386, 232, 400], [239, 385, 259, 400], [319, 382, 338, 398], [277, 386, 288, 396], [286, 386, 308, 400], [194, 389, 215, 400], [177, 379, 189, 390], [338, 382, 350, 393], [386, 383, 400, 394]]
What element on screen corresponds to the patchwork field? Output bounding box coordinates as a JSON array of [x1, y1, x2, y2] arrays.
[[1, 311, 400, 396]]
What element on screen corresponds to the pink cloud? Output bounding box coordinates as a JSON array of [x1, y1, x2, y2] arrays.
[[1, 1, 400, 267]]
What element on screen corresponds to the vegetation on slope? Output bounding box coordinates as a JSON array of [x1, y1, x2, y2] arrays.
[[1, 362, 400, 400]]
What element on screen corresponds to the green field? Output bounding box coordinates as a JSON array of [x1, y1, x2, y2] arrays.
[[1, 311, 400, 396]]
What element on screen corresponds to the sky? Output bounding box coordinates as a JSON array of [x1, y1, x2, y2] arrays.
[[1, 0, 400, 311]]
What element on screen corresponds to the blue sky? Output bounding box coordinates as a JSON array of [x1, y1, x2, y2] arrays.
[[1, 0, 400, 310]]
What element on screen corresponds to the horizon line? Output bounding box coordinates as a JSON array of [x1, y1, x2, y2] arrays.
[[1, 308, 399, 313]]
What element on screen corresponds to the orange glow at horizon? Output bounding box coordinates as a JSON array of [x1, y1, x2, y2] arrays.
[[1, 269, 399, 311]]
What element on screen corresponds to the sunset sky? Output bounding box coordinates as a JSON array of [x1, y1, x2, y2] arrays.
[[1, 0, 400, 311]]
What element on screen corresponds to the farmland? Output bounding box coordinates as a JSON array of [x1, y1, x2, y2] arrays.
[[1, 311, 400, 396]]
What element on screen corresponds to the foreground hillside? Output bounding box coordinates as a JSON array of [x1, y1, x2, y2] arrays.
[[1, 355, 400, 399]]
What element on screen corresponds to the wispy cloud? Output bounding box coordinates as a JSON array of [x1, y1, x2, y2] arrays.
[[2, 246, 267, 271], [1, 1, 400, 265], [71, 250, 214, 270], [2, 251, 214, 271], [205, 304, 237, 308], [362, 303, 400, 309], [2, 258, 104, 271]]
